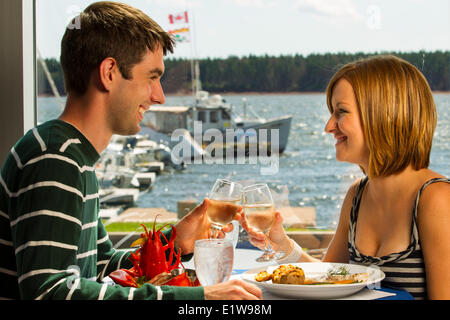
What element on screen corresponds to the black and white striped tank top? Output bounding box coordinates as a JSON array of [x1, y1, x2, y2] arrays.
[[348, 177, 450, 300]]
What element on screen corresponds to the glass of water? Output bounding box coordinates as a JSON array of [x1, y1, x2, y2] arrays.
[[194, 239, 234, 286]]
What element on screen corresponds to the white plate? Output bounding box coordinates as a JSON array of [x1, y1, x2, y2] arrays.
[[241, 262, 385, 299]]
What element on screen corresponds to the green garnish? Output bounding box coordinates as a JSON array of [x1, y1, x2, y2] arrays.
[[327, 266, 349, 277]]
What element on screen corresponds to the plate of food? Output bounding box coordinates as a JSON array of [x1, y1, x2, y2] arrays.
[[241, 263, 385, 299]]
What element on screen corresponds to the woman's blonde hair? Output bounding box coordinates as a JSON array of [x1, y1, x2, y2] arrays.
[[326, 55, 437, 178]]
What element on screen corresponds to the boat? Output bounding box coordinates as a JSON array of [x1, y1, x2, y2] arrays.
[[141, 12, 292, 160], [108, 134, 186, 171], [96, 151, 141, 189], [140, 90, 292, 160], [99, 188, 140, 206], [133, 172, 156, 189]]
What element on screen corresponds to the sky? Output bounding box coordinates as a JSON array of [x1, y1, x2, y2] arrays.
[[36, 0, 450, 60]]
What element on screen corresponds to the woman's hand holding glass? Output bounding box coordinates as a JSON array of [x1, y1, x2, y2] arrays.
[[241, 210, 292, 256], [241, 183, 291, 261]]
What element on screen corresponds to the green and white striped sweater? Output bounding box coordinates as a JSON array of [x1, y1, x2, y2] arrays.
[[0, 119, 204, 300]]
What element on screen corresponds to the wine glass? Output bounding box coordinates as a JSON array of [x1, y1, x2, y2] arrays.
[[194, 239, 234, 286], [242, 183, 278, 262], [207, 179, 243, 238]]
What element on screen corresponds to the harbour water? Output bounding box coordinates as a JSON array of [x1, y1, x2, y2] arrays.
[[37, 93, 450, 228]]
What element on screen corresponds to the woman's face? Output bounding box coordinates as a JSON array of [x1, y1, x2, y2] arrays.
[[325, 78, 369, 169]]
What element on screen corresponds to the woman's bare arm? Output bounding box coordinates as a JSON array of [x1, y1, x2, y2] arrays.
[[417, 181, 450, 299]]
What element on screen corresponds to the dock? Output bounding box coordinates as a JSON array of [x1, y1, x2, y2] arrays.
[[111, 207, 178, 223], [108, 203, 316, 227]]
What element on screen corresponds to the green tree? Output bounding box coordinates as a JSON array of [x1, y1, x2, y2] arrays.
[[37, 51, 450, 96]]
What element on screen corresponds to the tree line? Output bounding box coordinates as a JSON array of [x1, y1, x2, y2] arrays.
[[38, 50, 449, 96]]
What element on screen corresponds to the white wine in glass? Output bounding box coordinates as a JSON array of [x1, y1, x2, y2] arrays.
[[207, 198, 241, 229], [243, 203, 275, 233], [207, 179, 243, 237], [242, 183, 278, 262]]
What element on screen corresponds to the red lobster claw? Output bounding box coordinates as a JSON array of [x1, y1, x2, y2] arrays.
[[109, 269, 138, 288]]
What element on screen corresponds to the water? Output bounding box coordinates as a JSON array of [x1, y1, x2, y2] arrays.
[[37, 93, 450, 228], [194, 239, 234, 286]]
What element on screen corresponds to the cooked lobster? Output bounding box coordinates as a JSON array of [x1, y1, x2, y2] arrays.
[[109, 216, 199, 288]]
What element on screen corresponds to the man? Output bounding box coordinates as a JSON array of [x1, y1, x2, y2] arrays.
[[0, 1, 261, 300]]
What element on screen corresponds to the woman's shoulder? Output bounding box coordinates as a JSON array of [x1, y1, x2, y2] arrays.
[[415, 171, 450, 266], [418, 179, 450, 206], [346, 176, 367, 198], [340, 177, 367, 217], [416, 169, 450, 219], [418, 169, 449, 197]]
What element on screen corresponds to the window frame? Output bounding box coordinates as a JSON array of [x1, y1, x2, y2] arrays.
[[0, 0, 36, 165]]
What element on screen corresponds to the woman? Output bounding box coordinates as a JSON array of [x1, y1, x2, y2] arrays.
[[245, 55, 450, 300]]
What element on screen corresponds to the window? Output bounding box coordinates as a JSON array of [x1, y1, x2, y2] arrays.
[[31, 0, 450, 233], [210, 110, 218, 123], [0, 0, 36, 164], [198, 111, 206, 122], [222, 110, 231, 120]]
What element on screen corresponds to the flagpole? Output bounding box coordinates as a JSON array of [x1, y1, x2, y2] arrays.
[[190, 32, 195, 100], [168, 9, 198, 100], [188, 7, 199, 101]]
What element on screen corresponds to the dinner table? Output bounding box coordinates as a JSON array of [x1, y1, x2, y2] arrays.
[[183, 242, 414, 300]]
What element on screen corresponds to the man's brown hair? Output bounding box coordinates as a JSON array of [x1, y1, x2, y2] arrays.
[[60, 1, 175, 96], [326, 55, 437, 178]]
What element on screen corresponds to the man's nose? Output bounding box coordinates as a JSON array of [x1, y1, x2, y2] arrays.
[[151, 81, 165, 105]]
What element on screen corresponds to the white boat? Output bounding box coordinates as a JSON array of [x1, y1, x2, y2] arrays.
[[96, 151, 141, 189], [134, 172, 156, 189], [140, 91, 292, 159], [108, 134, 186, 171], [99, 188, 140, 206], [141, 20, 292, 159]]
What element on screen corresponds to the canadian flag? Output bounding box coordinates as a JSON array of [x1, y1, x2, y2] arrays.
[[168, 11, 189, 24]]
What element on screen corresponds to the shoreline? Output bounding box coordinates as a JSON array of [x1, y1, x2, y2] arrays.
[[165, 91, 450, 97], [165, 91, 327, 97], [38, 90, 450, 98]]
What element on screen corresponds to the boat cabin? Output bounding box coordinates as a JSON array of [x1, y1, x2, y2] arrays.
[[141, 92, 237, 134]]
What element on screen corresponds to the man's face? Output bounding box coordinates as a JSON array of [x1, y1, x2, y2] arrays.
[[108, 46, 165, 136]]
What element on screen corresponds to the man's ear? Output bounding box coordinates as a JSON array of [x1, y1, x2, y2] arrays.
[[98, 57, 119, 92]]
